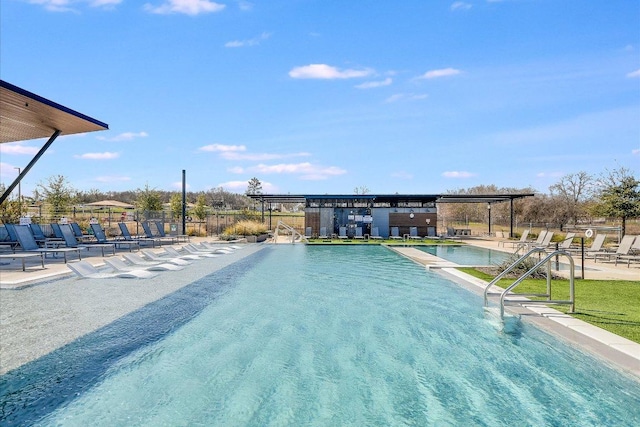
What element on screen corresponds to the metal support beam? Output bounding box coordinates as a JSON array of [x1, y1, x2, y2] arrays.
[[0, 129, 61, 205], [182, 170, 186, 236], [510, 199, 514, 238]]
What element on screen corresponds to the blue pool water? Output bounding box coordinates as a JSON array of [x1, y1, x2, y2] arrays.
[[418, 244, 512, 265], [1, 245, 639, 426]]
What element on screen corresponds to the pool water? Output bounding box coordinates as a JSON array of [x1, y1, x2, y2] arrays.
[[418, 244, 512, 265], [2, 245, 639, 426]]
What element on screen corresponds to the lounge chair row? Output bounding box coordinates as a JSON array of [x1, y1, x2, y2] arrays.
[[66, 242, 242, 279]]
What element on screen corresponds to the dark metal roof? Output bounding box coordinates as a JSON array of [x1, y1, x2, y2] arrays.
[[0, 80, 109, 143], [249, 193, 534, 204]]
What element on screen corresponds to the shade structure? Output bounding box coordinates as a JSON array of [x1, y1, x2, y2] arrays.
[[0, 80, 109, 205], [85, 200, 135, 209]]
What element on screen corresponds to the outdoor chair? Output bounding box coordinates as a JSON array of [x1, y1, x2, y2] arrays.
[[58, 224, 116, 257], [141, 222, 177, 245], [592, 235, 636, 263], [118, 222, 157, 247], [90, 223, 140, 252], [105, 256, 183, 272], [319, 227, 329, 239], [370, 227, 383, 240], [154, 221, 187, 243], [409, 226, 423, 240], [140, 249, 192, 265], [338, 227, 348, 239], [615, 236, 640, 267], [390, 227, 402, 240], [355, 227, 365, 239], [67, 260, 157, 279], [10, 224, 83, 263]]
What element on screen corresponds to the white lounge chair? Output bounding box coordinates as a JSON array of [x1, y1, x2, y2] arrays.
[[163, 246, 210, 260], [140, 249, 192, 265], [107, 256, 184, 271], [338, 227, 348, 239], [181, 245, 220, 258], [409, 226, 423, 240], [370, 227, 383, 240], [390, 227, 402, 240], [592, 235, 636, 263], [67, 260, 158, 279], [319, 227, 329, 239]]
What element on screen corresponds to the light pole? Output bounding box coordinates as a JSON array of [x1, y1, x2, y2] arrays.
[[487, 203, 492, 236]]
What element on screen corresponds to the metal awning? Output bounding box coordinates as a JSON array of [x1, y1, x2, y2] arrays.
[[0, 80, 109, 204]]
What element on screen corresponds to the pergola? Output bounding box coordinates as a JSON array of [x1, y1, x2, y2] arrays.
[[249, 193, 535, 238], [0, 80, 109, 204]]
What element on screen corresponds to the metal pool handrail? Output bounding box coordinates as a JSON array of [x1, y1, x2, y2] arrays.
[[499, 250, 575, 319], [483, 246, 548, 306]]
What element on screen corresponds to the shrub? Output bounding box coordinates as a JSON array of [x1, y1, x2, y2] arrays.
[[222, 220, 267, 236]]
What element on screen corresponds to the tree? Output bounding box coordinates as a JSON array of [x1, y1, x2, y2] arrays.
[[0, 184, 23, 224], [136, 184, 162, 214], [193, 194, 208, 235], [37, 175, 76, 219], [354, 186, 370, 195], [246, 177, 262, 195], [169, 193, 183, 220], [549, 171, 594, 227], [592, 167, 640, 236]]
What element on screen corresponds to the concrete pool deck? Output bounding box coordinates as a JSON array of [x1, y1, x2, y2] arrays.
[[1, 236, 638, 379]]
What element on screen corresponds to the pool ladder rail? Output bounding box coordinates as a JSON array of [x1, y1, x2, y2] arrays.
[[483, 247, 575, 320], [273, 220, 307, 244]]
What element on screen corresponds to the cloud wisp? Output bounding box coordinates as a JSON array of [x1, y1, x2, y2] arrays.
[[97, 131, 148, 142], [74, 152, 120, 160], [417, 68, 462, 79], [144, 0, 225, 15], [355, 78, 393, 89], [0, 142, 40, 155], [225, 32, 272, 48], [442, 171, 476, 178], [289, 64, 374, 80]]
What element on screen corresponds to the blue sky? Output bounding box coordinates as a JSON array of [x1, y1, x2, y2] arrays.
[[1, 0, 638, 198]]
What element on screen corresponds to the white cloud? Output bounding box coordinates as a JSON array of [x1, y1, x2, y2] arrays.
[[27, 0, 121, 12], [171, 181, 191, 190], [217, 179, 277, 193], [0, 162, 21, 178], [536, 171, 564, 178], [95, 175, 131, 183], [199, 143, 247, 153], [74, 152, 120, 160], [632, 148, 640, 155], [238, 1, 253, 11], [0, 142, 40, 155], [97, 131, 148, 142], [225, 32, 271, 48], [355, 78, 393, 89], [417, 68, 462, 79], [224, 152, 310, 161], [250, 162, 347, 180], [289, 64, 374, 79], [384, 93, 428, 103], [626, 69, 640, 78], [227, 166, 244, 174], [442, 171, 476, 178], [451, 2, 472, 11], [144, 0, 225, 15], [90, 0, 122, 7], [391, 171, 414, 180]]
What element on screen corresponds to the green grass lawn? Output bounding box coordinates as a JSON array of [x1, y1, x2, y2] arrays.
[[459, 268, 640, 344]]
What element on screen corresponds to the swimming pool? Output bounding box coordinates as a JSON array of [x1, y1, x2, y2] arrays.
[[1, 245, 639, 426], [418, 244, 512, 265]]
